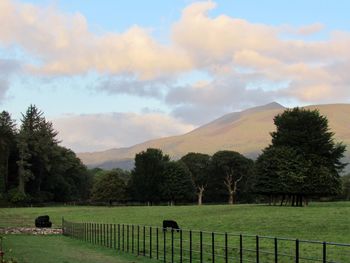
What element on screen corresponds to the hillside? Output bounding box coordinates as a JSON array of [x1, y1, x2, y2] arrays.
[[78, 102, 350, 170]]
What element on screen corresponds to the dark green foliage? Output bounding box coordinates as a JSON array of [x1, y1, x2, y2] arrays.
[[341, 174, 350, 200], [0, 111, 17, 197], [271, 107, 346, 173], [43, 146, 92, 202], [255, 107, 346, 205], [208, 150, 254, 204], [91, 169, 128, 202], [161, 161, 195, 204], [0, 105, 91, 204], [180, 152, 210, 204], [129, 148, 170, 203], [255, 146, 308, 195]]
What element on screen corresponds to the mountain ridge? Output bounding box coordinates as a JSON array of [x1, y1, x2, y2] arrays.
[[78, 102, 350, 170]]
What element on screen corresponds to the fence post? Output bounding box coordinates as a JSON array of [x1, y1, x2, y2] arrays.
[[274, 238, 278, 263], [171, 230, 174, 263], [212, 232, 215, 263], [127, 225, 130, 252], [150, 226, 153, 258], [240, 234, 243, 263], [225, 233, 228, 263], [323, 242, 327, 263], [104, 224, 106, 246], [256, 235, 259, 263], [157, 227, 159, 260], [100, 223, 102, 246], [180, 229, 183, 263], [200, 231, 203, 263], [114, 224, 116, 250], [190, 230, 192, 263], [143, 225, 146, 256], [137, 225, 140, 255], [62, 217, 64, 235], [164, 229, 167, 263], [110, 224, 113, 248], [94, 223, 97, 245], [107, 224, 109, 247], [295, 239, 299, 263], [122, 224, 125, 251], [132, 225, 134, 253], [118, 224, 121, 251]]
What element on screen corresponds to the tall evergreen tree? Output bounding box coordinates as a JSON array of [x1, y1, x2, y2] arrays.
[[17, 105, 59, 198], [0, 111, 16, 196], [255, 107, 346, 206], [129, 148, 169, 204]]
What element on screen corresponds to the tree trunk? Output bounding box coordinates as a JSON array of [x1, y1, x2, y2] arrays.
[[18, 172, 25, 195], [228, 191, 234, 205], [197, 186, 205, 205], [224, 173, 243, 205], [280, 194, 285, 206]]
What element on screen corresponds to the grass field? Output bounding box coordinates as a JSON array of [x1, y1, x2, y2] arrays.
[[1, 235, 155, 263], [1, 202, 350, 243]]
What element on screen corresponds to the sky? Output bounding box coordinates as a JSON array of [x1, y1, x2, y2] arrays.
[[1, 0, 350, 152]]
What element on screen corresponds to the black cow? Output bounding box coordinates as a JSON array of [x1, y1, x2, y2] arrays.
[[162, 220, 180, 232], [35, 215, 52, 228]]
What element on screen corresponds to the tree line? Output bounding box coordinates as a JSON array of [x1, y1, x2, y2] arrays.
[[0, 105, 91, 204], [91, 108, 348, 206], [1, 106, 348, 206]]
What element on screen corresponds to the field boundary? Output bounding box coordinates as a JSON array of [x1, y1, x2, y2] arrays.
[[62, 219, 350, 263]]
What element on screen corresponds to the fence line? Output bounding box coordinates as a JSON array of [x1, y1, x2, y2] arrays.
[[62, 219, 350, 263]]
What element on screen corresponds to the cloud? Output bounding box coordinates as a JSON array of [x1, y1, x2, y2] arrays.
[[0, 59, 21, 102], [97, 76, 173, 99], [166, 73, 282, 124], [2, 0, 350, 129], [51, 112, 195, 152], [170, 1, 350, 105], [0, 0, 193, 79]]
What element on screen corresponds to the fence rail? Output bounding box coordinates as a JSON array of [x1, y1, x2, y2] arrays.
[[62, 219, 350, 263]]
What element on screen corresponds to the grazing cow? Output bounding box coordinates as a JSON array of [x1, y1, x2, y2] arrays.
[[35, 215, 52, 228], [162, 220, 180, 232]]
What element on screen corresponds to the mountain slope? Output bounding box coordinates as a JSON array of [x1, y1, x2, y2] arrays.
[[78, 103, 350, 170]]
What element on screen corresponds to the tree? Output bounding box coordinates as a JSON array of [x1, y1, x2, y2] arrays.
[[180, 152, 210, 205], [91, 169, 128, 202], [161, 161, 194, 205], [0, 111, 16, 196], [209, 151, 254, 204], [44, 146, 92, 202], [254, 146, 308, 206], [129, 148, 170, 204], [255, 107, 346, 206], [17, 105, 58, 197], [341, 174, 350, 200]]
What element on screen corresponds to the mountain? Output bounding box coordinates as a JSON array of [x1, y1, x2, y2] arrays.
[[78, 102, 350, 171]]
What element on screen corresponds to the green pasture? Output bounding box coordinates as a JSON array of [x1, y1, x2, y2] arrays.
[[1, 202, 350, 243], [1, 234, 155, 263]]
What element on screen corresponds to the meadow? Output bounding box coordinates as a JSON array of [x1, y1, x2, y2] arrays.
[[2, 235, 155, 263], [1, 202, 350, 243]]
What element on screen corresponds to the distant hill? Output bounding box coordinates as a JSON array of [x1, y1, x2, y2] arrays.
[[78, 102, 350, 171]]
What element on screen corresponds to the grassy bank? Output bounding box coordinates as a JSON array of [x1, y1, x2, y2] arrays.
[[1, 202, 349, 243], [1, 235, 154, 263]]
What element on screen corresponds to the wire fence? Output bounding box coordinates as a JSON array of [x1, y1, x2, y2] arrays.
[[62, 219, 350, 263]]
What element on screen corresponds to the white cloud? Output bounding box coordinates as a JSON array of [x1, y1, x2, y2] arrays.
[[0, 0, 193, 79], [51, 112, 195, 152], [2, 0, 350, 146]]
